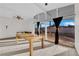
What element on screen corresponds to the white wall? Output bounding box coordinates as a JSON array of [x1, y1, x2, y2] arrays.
[[75, 4, 79, 54], [0, 3, 74, 39], [0, 17, 33, 39]]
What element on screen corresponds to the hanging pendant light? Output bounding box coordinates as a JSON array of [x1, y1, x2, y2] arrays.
[[53, 16, 63, 44], [36, 22, 40, 35]]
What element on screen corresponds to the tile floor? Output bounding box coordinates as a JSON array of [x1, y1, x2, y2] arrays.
[[0, 39, 78, 56]]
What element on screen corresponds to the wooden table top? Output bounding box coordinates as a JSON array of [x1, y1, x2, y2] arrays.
[[16, 33, 43, 41]]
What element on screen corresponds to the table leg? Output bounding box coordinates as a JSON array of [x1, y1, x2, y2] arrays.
[[16, 36, 19, 43], [41, 37, 44, 48], [29, 39, 33, 56]]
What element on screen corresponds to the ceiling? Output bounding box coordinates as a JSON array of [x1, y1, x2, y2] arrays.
[[0, 3, 74, 20]]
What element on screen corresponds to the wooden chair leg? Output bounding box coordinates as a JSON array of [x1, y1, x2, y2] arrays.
[[16, 36, 19, 43], [41, 38, 44, 48], [29, 40, 33, 56]]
